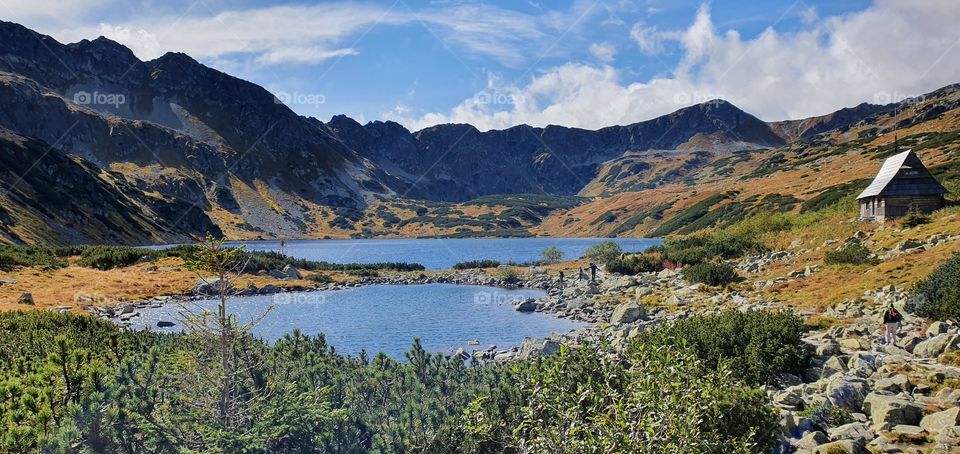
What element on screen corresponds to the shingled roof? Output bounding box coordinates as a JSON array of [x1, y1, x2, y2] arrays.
[[857, 149, 949, 199]]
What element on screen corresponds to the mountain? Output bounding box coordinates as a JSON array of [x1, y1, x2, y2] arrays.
[[326, 99, 785, 202], [0, 20, 393, 242], [0, 20, 956, 243], [0, 127, 218, 245]]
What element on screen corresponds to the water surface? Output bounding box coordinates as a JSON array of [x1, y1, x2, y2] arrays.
[[128, 284, 580, 359]]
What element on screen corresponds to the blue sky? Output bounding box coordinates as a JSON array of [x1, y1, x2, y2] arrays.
[[4, 0, 960, 130]]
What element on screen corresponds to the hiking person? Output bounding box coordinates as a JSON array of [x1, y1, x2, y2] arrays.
[[881, 304, 903, 345], [578, 266, 585, 281], [558, 271, 565, 285], [588, 262, 598, 282]]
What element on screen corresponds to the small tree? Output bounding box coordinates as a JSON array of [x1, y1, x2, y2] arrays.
[[583, 241, 622, 263], [181, 234, 272, 432], [540, 246, 563, 265]]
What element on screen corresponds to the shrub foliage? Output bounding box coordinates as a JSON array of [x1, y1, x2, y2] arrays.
[[681, 262, 741, 286], [909, 253, 960, 321], [639, 310, 808, 386], [824, 242, 878, 266]]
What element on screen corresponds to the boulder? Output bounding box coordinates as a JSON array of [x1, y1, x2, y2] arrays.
[[874, 375, 911, 394], [17, 292, 34, 305], [883, 424, 927, 443], [515, 338, 560, 360], [920, 407, 960, 434], [822, 356, 848, 379], [282, 264, 302, 280], [828, 422, 873, 443], [928, 321, 951, 336], [513, 299, 537, 312], [827, 378, 867, 412], [914, 333, 960, 358], [864, 393, 923, 429], [609, 302, 645, 324], [156, 320, 176, 328], [192, 278, 231, 296], [814, 440, 867, 454], [840, 338, 867, 351], [797, 430, 829, 449]]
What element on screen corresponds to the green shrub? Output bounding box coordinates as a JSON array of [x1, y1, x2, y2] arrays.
[[798, 402, 854, 429], [495, 265, 521, 283], [0, 246, 68, 270], [606, 254, 663, 275], [909, 253, 960, 321], [453, 259, 501, 269], [346, 269, 378, 277], [650, 234, 765, 265], [824, 242, 878, 265], [681, 262, 741, 286], [583, 241, 622, 263], [900, 212, 931, 228], [539, 246, 563, 264], [75, 245, 155, 270], [639, 310, 808, 386], [448, 343, 780, 453], [305, 273, 334, 284]]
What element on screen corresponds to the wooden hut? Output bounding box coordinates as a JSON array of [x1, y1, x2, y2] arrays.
[[857, 149, 949, 221]]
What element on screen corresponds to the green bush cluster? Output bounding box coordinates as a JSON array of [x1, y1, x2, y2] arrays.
[[824, 242, 878, 266], [0, 306, 789, 453], [582, 241, 623, 263], [0, 244, 425, 273], [539, 246, 563, 264], [681, 262, 741, 286], [0, 246, 68, 270], [649, 234, 765, 265], [305, 273, 334, 284], [453, 259, 501, 269], [639, 310, 808, 386], [798, 402, 855, 429], [900, 212, 931, 228], [605, 254, 664, 275], [441, 343, 780, 453], [909, 253, 960, 321]]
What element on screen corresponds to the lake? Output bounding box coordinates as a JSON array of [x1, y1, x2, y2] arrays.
[[219, 237, 661, 270], [127, 284, 581, 359]]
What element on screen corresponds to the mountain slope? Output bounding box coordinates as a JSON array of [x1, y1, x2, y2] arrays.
[[0, 127, 218, 245], [328, 99, 785, 202], [0, 20, 393, 240]]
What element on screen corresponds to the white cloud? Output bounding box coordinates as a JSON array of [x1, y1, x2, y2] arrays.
[[589, 42, 616, 63], [38, 1, 563, 68], [391, 0, 960, 130]]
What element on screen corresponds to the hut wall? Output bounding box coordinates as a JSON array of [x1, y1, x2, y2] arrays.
[[882, 195, 944, 218]]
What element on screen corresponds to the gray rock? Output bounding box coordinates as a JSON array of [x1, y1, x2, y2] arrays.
[[513, 299, 537, 312], [514, 338, 560, 360], [920, 406, 960, 434], [797, 430, 829, 449], [156, 320, 176, 328], [914, 333, 960, 358], [863, 393, 923, 429], [928, 321, 951, 336], [17, 292, 34, 305], [814, 439, 867, 454], [822, 355, 848, 379], [827, 378, 867, 412], [282, 264, 302, 280], [828, 422, 873, 443], [609, 302, 645, 324], [192, 278, 231, 296]]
